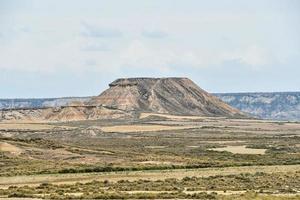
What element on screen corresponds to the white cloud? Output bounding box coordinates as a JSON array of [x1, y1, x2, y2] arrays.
[[80, 22, 122, 38], [80, 42, 110, 52], [0, 30, 276, 75], [119, 40, 208, 72], [240, 45, 270, 67], [0, 0, 299, 97], [0, 1, 297, 76], [142, 30, 168, 38], [220, 45, 273, 70]]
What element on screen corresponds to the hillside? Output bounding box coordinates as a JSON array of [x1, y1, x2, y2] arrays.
[[88, 78, 244, 117]]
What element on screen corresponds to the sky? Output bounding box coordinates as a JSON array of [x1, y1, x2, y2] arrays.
[[0, 0, 299, 98]]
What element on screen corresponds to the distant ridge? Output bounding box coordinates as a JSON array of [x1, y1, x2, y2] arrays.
[[215, 92, 300, 121], [0, 97, 91, 110]]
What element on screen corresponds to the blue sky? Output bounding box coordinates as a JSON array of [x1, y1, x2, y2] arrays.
[[0, 0, 299, 98]]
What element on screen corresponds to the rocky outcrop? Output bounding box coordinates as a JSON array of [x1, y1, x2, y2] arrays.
[[88, 78, 245, 117]]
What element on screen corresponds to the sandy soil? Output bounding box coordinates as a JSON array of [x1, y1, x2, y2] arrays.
[[139, 113, 208, 120], [184, 190, 247, 195], [203, 140, 246, 144], [138, 161, 172, 165], [0, 123, 68, 130], [100, 124, 196, 133], [0, 142, 22, 155], [144, 146, 167, 149], [122, 190, 246, 195], [0, 197, 42, 200], [210, 145, 267, 154]]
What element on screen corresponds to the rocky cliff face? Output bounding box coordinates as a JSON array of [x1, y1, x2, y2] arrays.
[[88, 78, 245, 117]]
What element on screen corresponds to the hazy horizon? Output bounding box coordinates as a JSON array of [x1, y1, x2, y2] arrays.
[[1, 0, 299, 98]]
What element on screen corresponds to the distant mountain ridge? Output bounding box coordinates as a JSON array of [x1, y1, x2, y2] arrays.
[[215, 92, 300, 121], [0, 97, 91, 110], [1, 91, 300, 121]]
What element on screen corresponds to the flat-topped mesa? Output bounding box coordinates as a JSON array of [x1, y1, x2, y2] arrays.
[[108, 77, 188, 87], [88, 77, 246, 117], [109, 79, 138, 87]]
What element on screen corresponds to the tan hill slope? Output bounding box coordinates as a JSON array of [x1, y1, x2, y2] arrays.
[[0, 106, 132, 122], [88, 77, 244, 117], [0, 77, 245, 122]]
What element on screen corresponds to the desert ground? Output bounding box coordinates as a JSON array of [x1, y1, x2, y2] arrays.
[[0, 113, 300, 199]]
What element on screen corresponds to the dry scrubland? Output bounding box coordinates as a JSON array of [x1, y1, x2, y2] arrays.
[[0, 113, 300, 199]]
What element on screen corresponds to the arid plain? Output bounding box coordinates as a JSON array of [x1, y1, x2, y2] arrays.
[[0, 112, 300, 199]]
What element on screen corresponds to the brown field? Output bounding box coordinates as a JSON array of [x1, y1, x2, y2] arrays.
[[0, 123, 72, 130], [210, 145, 267, 154], [139, 112, 212, 120], [0, 142, 22, 155], [100, 124, 196, 132]]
